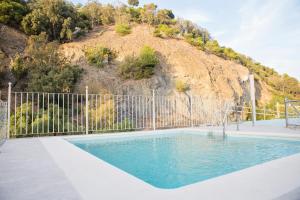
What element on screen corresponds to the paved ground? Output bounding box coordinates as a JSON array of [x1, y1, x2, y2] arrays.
[[0, 138, 82, 200]]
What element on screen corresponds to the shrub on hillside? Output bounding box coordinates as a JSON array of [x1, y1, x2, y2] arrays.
[[84, 45, 116, 68], [153, 24, 179, 38], [115, 23, 131, 36], [10, 33, 82, 92], [119, 46, 159, 80], [175, 80, 189, 93], [185, 34, 204, 50], [205, 40, 223, 55], [10, 53, 28, 80], [139, 46, 159, 67]]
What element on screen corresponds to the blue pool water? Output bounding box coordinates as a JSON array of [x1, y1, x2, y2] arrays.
[[69, 132, 300, 189]]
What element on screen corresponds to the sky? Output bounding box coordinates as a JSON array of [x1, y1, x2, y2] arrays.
[[72, 0, 300, 80]]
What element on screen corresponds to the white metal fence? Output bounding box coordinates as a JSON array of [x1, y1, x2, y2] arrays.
[[7, 85, 233, 137], [5, 82, 297, 138]]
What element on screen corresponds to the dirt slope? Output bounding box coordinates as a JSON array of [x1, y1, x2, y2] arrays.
[[62, 25, 271, 102]]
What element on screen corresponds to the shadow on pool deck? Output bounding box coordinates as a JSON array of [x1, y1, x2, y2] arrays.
[[0, 138, 82, 200]]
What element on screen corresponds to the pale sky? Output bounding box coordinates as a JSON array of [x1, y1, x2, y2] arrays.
[[72, 0, 300, 80]]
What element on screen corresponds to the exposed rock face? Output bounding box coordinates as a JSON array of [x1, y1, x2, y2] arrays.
[[61, 25, 258, 102]]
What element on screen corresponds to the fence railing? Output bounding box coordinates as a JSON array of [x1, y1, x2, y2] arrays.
[[5, 82, 299, 138], [7, 85, 232, 137]]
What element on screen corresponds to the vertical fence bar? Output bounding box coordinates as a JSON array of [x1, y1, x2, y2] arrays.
[[190, 96, 193, 127], [249, 74, 256, 126], [77, 94, 79, 132], [81, 95, 83, 132], [7, 83, 11, 139], [284, 98, 288, 128], [20, 93, 23, 135], [152, 90, 156, 130], [26, 93, 28, 135], [63, 94, 64, 132], [85, 86, 89, 135], [48, 93, 49, 133], [42, 93, 44, 134], [32, 93, 34, 135], [57, 94, 59, 133], [14, 93, 16, 136], [71, 94, 74, 132], [276, 102, 280, 118]]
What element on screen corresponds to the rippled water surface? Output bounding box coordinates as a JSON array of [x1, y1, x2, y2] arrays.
[[69, 133, 300, 188]]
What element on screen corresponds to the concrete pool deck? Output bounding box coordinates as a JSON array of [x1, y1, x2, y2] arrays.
[[0, 125, 300, 200]]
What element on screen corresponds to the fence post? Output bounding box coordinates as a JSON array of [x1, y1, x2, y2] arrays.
[[236, 105, 240, 131], [249, 74, 256, 126], [284, 98, 288, 128], [276, 102, 280, 118], [190, 96, 193, 127], [85, 86, 89, 135], [152, 90, 156, 130], [7, 82, 11, 139]]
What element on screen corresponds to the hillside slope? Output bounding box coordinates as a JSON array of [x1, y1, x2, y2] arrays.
[[61, 25, 272, 103], [0, 24, 27, 89]]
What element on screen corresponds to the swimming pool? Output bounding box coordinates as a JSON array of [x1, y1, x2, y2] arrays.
[[68, 132, 300, 189]]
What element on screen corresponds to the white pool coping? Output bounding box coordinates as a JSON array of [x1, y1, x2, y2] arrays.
[[40, 128, 300, 200]]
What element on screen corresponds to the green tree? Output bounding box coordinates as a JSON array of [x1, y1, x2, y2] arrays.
[[156, 9, 174, 24], [128, 0, 139, 7], [0, 0, 28, 27], [22, 0, 90, 41], [79, 1, 102, 28], [100, 4, 115, 25], [140, 3, 157, 25]]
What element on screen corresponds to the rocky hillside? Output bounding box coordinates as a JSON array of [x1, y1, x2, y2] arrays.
[[61, 25, 272, 103], [0, 24, 274, 104], [0, 24, 27, 90]]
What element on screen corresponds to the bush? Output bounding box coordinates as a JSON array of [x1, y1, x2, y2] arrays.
[[11, 33, 82, 93], [115, 23, 131, 36], [84, 45, 116, 68], [21, 0, 90, 42], [205, 40, 223, 55], [154, 24, 179, 38], [10, 103, 78, 136], [10, 53, 28, 80], [175, 80, 189, 93], [139, 46, 159, 67], [115, 118, 133, 131], [0, 0, 28, 27], [119, 46, 159, 80], [185, 34, 204, 50]]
